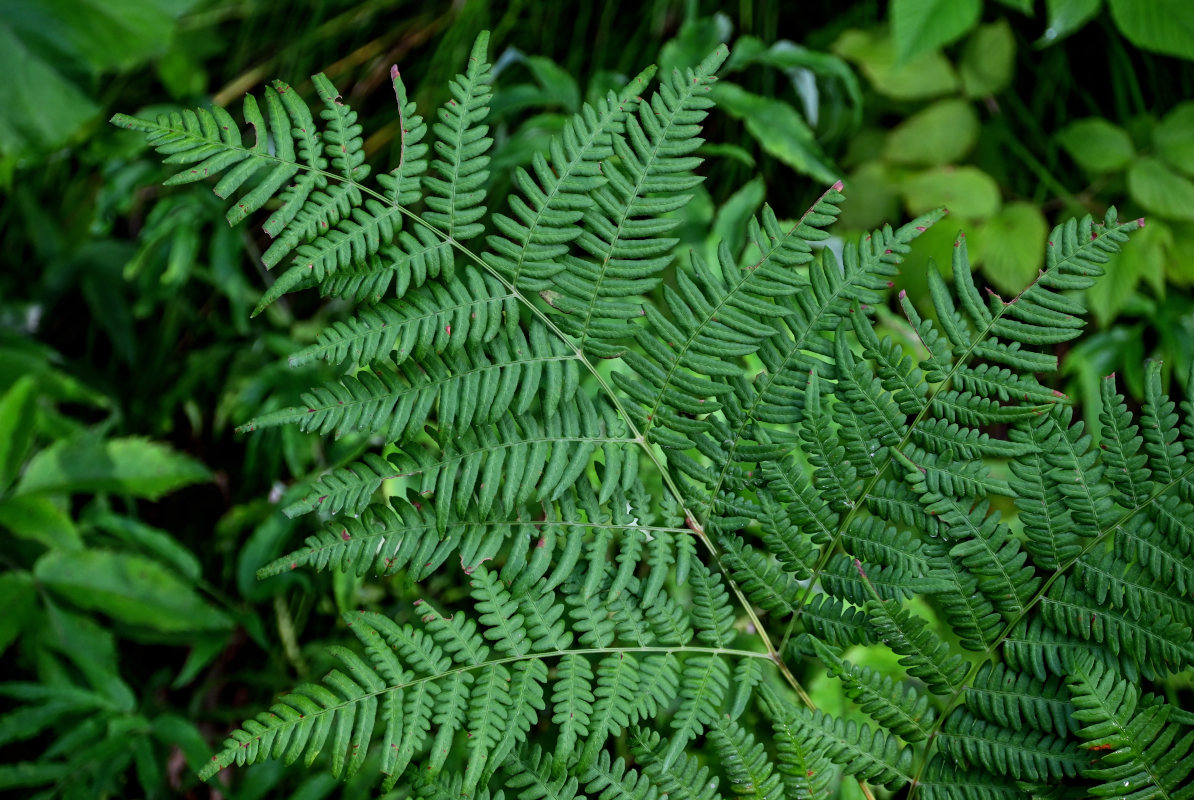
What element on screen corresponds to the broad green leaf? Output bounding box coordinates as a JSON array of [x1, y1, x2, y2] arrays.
[[0, 571, 36, 656], [90, 513, 202, 581], [15, 435, 210, 500], [902, 166, 1001, 219], [883, 99, 979, 167], [1128, 156, 1194, 221], [153, 714, 215, 775], [0, 495, 81, 550], [833, 29, 959, 101], [1057, 118, 1135, 172], [0, 763, 71, 791], [1041, 0, 1102, 44], [658, 13, 732, 75], [0, 0, 198, 157], [728, 37, 865, 127], [710, 176, 765, 267], [0, 374, 36, 491], [35, 549, 232, 634], [711, 82, 837, 184], [840, 161, 901, 232], [973, 202, 1049, 294], [1108, 0, 1194, 60], [40, 603, 134, 708], [891, 0, 982, 63], [960, 21, 1016, 97], [1154, 102, 1194, 175], [0, 25, 96, 158], [1088, 220, 1172, 324], [0, 343, 108, 408], [523, 56, 581, 112], [1168, 222, 1194, 285], [994, 0, 1034, 13]]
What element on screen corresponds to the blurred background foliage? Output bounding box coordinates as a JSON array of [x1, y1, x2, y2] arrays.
[[1, 0, 1192, 798]]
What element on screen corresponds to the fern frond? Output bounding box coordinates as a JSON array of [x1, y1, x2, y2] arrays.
[[581, 751, 658, 800], [502, 745, 578, 800], [915, 755, 1023, 800], [762, 684, 835, 800], [708, 715, 784, 799], [964, 662, 1075, 738], [1067, 655, 1194, 799], [631, 728, 725, 800], [290, 270, 516, 368], [866, 598, 969, 695], [719, 535, 803, 617], [936, 707, 1085, 782], [424, 32, 493, 241], [763, 688, 913, 790], [550, 49, 727, 353], [243, 322, 580, 450], [1039, 576, 1194, 676], [802, 635, 936, 742]]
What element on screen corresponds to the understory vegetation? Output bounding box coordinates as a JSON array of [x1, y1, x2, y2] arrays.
[[3, 2, 1194, 799]]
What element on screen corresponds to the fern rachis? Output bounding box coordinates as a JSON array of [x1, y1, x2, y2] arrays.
[[115, 30, 1194, 800]]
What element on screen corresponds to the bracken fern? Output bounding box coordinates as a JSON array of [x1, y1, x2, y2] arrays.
[[114, 30, 1194, 799]]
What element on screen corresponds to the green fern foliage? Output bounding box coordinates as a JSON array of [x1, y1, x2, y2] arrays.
[[115, 26, 1194, 800]]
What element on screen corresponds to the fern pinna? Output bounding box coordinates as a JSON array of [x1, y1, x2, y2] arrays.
[[114, 31, 1194, 800]]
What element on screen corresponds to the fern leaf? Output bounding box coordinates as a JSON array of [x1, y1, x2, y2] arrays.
[[763, 693, 912, 790], [631, 728, 725, 800], [1067, 655, 1194, 799], [761, 685, 834, 800], [802, 635, 936, 742], [664, 653, 730, 768], [1040, 577, 1194, 676], [937, 707, 1085, 783], [915, 755, 1023, 800], [964, 662, 1074, 738], [377, 66, 430, 208], [577, 652, 640, 769], [289, 270, 515, 368], [551, 653, 594, 766], [866, 598, 969, 695], [484, 67, 654, 292], [708, 715, 784, 799], [581, 751, 658, 800], [425, 32, 493, 241]]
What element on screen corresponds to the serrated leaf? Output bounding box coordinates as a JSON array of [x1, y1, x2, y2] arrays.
[[14, 435, 211, 500], [1128, 156, 1194, 221], [891, 0, 982, 63], [1057, 118, 1135, 173], [34, 549, 232, 634], [0, 571, 36, 656], [883, 99, 978, 167], [0, 375, 37, 491], [0, 495, 81, 550]]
